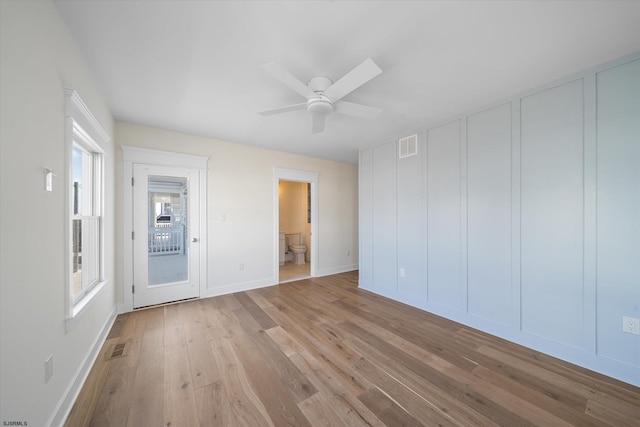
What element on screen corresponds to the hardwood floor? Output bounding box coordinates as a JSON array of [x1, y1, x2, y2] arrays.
[[65, 271, 640, 426]]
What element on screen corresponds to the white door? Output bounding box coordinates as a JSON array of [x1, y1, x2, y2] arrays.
[[133, 164, 201, 308]]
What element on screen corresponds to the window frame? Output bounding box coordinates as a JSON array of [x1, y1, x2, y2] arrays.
[[70, 129, 103, 303], [64, 89, 110, 329]]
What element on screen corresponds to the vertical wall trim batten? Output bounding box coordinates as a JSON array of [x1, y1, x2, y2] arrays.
[[510, 102, 522, 330], [583, 72, 598, 354], [422, 131, 430, 300], [460, 119, 469, 313], [512, 101, 522, 331]]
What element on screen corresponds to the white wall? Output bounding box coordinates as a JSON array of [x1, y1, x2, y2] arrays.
[[0, 1, 116, 426], [359, 53, 640, 386], [115, 122, 358, 303]]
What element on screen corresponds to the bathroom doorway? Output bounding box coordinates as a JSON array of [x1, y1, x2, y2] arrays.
[[279, 180, 311, 282], [274, 168, 318, 284]]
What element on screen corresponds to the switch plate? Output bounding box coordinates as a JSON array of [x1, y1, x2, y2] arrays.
[[45, 168, 53, 192], [45, 354, 53, 383], [622, 316, 640, 335]]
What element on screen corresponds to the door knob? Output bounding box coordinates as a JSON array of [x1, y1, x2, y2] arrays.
[[191, 237, 199, 242]]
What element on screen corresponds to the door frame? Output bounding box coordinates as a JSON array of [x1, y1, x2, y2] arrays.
[[274, 168, 319, 282], [121, 146, 208, 312]]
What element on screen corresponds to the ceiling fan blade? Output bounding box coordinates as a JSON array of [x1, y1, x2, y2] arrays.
[[259, 102, 307, 116], [261, 62, 315, 99], [323, 58, 382, 102], [311, 114, 326, 134], [335, 100, 382, 120]]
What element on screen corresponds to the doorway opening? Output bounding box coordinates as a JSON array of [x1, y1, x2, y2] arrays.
[[122, 146, 207, 312], [274, 168, 319, 284], [279, 180, 311, 283]]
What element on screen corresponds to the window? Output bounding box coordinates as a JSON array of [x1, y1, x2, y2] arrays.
[[65, 89, 109, 323], [71, 139, 102, 302]]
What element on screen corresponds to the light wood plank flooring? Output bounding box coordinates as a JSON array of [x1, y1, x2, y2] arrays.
[[65, 271, 640, 426]]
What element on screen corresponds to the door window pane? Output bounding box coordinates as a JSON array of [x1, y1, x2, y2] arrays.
[[148, 176, 188, 286]]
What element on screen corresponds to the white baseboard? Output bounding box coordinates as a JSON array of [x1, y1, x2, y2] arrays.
[[315, 264, 358, 277], [206, 277, 277, 298], [48, 307, 117, 427]]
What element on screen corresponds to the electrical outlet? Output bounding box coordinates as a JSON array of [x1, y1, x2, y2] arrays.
[[399, 268, 406, 278], [45, 354, 53, 383], [239, 262, 245, 271], [622, 316, 640, 335], [346, 249, 350, 257]]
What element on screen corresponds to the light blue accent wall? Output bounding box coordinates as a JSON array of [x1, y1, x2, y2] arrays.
[[397, 135, 424, 299], [358, 147, 373, 286], [372, 142, 397, 292], [520, 79, 585, 348], [359, 53, 640, 386], [427, 121, 464, 309], [467, 103, 513, 326], [596, 59, 640, 368]]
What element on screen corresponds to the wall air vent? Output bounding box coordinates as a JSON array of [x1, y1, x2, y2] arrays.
[[398, 134, 418, 159]]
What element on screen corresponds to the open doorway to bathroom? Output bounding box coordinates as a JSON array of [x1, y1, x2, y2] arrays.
[[278, 180, 311, 283], [274, 167, 318, 284]]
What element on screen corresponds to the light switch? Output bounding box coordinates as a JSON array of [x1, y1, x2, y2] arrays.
[[45, 168, 53, 192]]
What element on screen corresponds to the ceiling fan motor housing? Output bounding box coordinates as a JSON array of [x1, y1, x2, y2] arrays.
[[307, 77, 335, 115]]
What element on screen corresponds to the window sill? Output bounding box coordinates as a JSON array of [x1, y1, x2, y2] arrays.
[[65, 280, 108, 332]]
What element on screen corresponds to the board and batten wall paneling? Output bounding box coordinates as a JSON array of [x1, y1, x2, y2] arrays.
[[520, 79, 585, 348], [359, 53, 640, 385], [427, 121, 463, 309], [372, 142, 397, 291], [596, 59, 640, 367], [467, 103, 513, 326], [359, 147, 374, 286], [397, 135, 424, 299]]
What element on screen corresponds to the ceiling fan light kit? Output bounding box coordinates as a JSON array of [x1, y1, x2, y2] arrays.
[[260, 58, 383, 133], [307, 96, 334, 116]]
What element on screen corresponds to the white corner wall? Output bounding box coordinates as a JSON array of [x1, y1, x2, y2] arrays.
[[359, 53, 640, 386], [115, 122, 358, 305], [0, 1, 116, 426]]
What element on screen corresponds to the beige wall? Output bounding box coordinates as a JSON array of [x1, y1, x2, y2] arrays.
[[115, 122, 358, 301], [0, 1, 116, 425]]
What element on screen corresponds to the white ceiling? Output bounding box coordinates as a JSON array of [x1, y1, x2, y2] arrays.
[[55, 1, 640, 164]]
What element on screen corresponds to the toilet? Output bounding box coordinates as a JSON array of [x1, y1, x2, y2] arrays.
[[285, 233, 306, 265]]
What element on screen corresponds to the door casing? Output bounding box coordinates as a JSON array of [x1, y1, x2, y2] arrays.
[[121, 146, 208, 312]]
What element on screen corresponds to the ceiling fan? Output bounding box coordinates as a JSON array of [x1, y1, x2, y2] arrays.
[[259, 58, 383, 134]]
